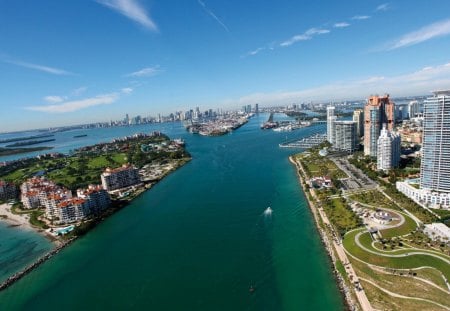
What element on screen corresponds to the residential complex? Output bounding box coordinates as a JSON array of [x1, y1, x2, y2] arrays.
[[0, 180, 17, 201], [364, 95, 395, 157], [396, 91, 450, 209], [20, 177, 110, 224], [377, 125, 401, 171], [420, 91, 450, 193], [334, 121, 358, 153], [101, 164, 141, 192]]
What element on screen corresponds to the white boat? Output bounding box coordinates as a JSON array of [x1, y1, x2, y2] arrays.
[[264, 206, 272, 215]]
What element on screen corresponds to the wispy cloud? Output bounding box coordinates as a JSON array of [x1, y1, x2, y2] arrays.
[[280, 28, 330, 47], [376, 3, 390, 12], [44, 96, 66, 104], [1, 56, 73, 75], [222, 62, 450, 105], [27, 93, 119, 113], [125, 65, 162, 77], [242, 47, 265, 58], [121, 87, 133, 94], [96, 0, 158, 31], [351, 15, 370, 20], [71, 86, 88, 96], [387, 19, 450, 50], [333, 22, 350, 28], [197, 0, 230, 33]]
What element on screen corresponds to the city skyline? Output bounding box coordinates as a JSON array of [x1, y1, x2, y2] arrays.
[[2, 1, 450, 131]]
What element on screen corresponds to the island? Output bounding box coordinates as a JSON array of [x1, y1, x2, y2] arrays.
[[0, 131, 190, 290], [0, 146, 53, 156], [0, 134, 54, 144], [5, 139, 56, 147]]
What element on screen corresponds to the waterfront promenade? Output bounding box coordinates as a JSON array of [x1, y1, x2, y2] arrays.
[[290, 156, 373, 311]]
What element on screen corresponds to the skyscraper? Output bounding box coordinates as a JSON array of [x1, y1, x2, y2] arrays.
[[420, 91, 450, 193], [327, 106, 336, 144], [334, 121, 357, 153], [377, 124, 401, 171], [352, 109, 364, 138], [408, 100, 421, 119], [364, 95, 395, 157]]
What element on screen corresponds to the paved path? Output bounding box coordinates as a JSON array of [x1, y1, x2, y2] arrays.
[[359, 277, 450, 310], [354, 231, 450, 264], [291, 157, 374, 311]]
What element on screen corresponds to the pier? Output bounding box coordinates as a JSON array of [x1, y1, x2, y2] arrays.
[[279, 133, 327, 148]]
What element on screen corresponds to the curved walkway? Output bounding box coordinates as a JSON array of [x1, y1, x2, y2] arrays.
[[354, 231, 450, 264], [359, 277, 450, 310]]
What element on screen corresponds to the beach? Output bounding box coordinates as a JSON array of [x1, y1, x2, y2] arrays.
[[0, 203, 59, 244]]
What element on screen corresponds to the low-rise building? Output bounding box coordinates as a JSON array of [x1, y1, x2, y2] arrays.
[[396, 180, 450, 209], [424, 223, 450, 244], [101, 164, 141, 192]]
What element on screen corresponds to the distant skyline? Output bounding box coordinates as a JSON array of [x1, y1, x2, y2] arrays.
[[1, 1, 450, 131]]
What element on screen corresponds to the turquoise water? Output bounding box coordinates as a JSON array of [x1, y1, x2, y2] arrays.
[[0, 223, 53, 283], [0, 115, 343, 310]]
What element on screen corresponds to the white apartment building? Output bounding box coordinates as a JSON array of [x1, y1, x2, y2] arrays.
[[101, 164, 141, 192], [327, 106, 336, 144], [334, 121, 357, 153], [377, 125, 401, 171]]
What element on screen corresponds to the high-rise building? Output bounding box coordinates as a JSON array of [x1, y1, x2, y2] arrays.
[[377, 124, 401, 171], [420, 91, 450, 193], [101, 164, 141, 192], [352, 109, 364, 138], [408, 100, 421, 119], [334, 121, 357, 153], [327, 106, 336, 144], [255, 103, 259, 114], [364, 95, 395, 157]]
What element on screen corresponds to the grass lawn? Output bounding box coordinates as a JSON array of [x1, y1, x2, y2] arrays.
[[380, 212, 418, 238], [344, 229, 450, 280], [323, 198, 360, 234], [350, 258, 450, 308]]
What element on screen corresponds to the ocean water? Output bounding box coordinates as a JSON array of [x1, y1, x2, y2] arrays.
[[0, 115, 343, 310], [0, 223, 53, 283]]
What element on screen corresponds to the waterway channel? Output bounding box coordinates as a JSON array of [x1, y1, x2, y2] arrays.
[[0, 114, 343, 310]]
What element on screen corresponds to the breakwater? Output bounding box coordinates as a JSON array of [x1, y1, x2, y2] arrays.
[[0, 238, 75, 291]]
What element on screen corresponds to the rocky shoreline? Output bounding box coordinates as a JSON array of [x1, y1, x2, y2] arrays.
[[0, 238, 76, 291], [289, 156, 355, 311]]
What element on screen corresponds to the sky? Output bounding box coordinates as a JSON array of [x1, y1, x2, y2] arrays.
[[2, 0, 450, 131]]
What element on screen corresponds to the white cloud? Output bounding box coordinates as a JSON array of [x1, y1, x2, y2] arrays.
[[97, 0, 158, 31], [121, 87, 133, 94], [44, 96, 66, 104], [387, 19, 450, 50], [280, 28, 330, 47], [242, 47, 265, 58], [333, 22, 350, 28], [71, 86, 88, 96], [351, 15, 370, 20], [376, 3, 390, 12], [197, 0, 230, 33], [126, 66, 162, 77], [1, 57, 73, 75], [26, 93, 119, 113], [221, 62, 450, 105]]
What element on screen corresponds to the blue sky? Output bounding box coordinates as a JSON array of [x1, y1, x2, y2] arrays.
[[1, 0, 450, 131]]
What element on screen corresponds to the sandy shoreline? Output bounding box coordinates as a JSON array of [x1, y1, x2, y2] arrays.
[[0, 203, 60, 245]]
